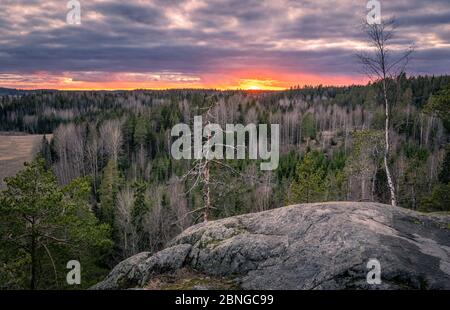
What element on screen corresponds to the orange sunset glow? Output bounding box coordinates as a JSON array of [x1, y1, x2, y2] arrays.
[[0, 71, 364, 91]]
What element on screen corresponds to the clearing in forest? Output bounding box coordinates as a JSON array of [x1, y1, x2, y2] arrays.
[[0, 134, 51, 190]]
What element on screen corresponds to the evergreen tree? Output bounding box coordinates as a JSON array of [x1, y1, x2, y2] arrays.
[[133, 116, 148, 148], [399, 145, 429, 210], [438, 145, 450, 184], [131, 181, 149, 238], [425, 85, 450, 131], [99, 159, 120, 226], [301, 113, 316, 142], [420, 145, 450, 212], [0, 159, 112, 289], [39, 135, 53, 169], [290, 152, 325, 203]]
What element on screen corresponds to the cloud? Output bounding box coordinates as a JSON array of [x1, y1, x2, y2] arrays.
[[0, 0, 449, 89]]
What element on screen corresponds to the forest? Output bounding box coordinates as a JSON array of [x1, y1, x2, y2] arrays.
[[0, 74, 449, 289]]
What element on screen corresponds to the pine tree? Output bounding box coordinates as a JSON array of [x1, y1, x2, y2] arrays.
[[99, 159, 120, 226], [290, 152, 325, 203], [131, 181, 149, 237], [301, 113, 316, 142], [438, 145, 450, 184], [0, 159, 112, 289], [420, 145, 450, 212], [134, 116, 148, 148], [425, 85, 450, 131], [39, 135, 53, 169]]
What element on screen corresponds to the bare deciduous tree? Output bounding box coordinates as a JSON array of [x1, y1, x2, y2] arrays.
[[100, 119, 123, 163], [357, 19, 414, 206], [345, 130, 384, 201], [168, 177, 191, 230], [115, 186, 138, 257], [53, 123, 86, 185], [86, 124, 99, 194]]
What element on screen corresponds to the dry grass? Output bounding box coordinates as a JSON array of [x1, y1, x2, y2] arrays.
[[145, 268, 239, 290], [0, 134, 52, 190]]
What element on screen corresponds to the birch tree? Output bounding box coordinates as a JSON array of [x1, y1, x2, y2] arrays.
[[357, 19, 413, 206]]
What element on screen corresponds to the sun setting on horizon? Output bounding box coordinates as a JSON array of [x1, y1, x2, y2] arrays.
[[235, 79, 287, 91]]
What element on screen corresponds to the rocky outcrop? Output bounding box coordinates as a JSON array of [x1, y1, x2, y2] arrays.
[[93, 202, 450, 290]]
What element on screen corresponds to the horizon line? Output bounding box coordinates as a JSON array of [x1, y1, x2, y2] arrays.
[[0, 83, 370, 92], [2, 72, 448, 92]]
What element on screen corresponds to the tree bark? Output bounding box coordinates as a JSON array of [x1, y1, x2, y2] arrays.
[[361, 179, 366, 201], [382, 79, 397, 207], [203, 161, 210, 222]]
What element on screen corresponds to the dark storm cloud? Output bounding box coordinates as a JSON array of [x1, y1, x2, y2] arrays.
[[0, 0, 449, 84], [93, 1, 167, 26]]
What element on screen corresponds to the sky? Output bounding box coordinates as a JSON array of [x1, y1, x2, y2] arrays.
[[0, 0, 449, 90]]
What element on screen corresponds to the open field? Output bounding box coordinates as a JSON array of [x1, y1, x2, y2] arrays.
[[0, 134, 51, 190]]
